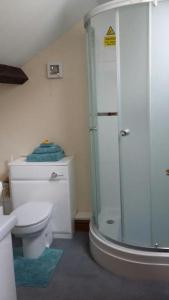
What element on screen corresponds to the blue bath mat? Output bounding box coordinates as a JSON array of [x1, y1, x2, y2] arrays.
[[13, 247, 63, 287]]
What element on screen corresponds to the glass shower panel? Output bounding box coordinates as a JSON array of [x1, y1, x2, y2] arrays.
[[90, 9, 121, 241], [151, 1, 169, 247], [92, 10, 118, 114], [119, 4, 151, 247]]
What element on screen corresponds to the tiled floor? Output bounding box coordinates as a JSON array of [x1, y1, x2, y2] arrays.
[[15, 232, 169, 300]]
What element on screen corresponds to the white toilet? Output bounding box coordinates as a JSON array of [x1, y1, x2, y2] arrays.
[[11, 201, 53, 259], [8, 156, 75, 259]]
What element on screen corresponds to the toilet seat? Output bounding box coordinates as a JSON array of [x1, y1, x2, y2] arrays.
[[12, 202, 53, 228], [11, 201, 53, 236], [12, 216, 50, 236]]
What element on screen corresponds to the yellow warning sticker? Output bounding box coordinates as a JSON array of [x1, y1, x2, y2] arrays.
[[104, 26, 116, 47], [106, 26, 115, 36]]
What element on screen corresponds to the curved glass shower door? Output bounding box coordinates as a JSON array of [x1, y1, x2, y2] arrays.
[[150, 1, 169, 248], [87, 4, 151, 248], [118, 4, 151, 247]]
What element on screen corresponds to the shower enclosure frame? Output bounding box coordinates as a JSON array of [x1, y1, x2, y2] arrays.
[[85, 0, 169, 280]]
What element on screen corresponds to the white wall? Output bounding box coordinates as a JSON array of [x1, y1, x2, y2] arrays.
[[0, 22, 92, 213], [0, 0, 100, 66]]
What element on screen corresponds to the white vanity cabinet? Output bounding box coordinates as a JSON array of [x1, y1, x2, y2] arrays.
[[9, 156, 76, 238], [0, 215, 17, 300]]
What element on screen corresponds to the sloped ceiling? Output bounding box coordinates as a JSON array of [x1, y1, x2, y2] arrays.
[[0, 0, 109, 66]]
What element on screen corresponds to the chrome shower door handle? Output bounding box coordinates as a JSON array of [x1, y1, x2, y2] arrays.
[[120, 129, 130, 136]]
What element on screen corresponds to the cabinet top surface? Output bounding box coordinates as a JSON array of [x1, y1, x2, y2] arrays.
[[8, 156, 74, 167]]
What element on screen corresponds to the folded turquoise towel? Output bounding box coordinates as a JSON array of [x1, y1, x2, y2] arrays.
[[26, 151, 65, 162], [26, 142, 65, 162], [34, 145, 62, 154], [40, 143, 54, 148]]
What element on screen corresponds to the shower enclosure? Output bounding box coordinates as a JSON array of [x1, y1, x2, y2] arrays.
[[85, 0, 169, 279]]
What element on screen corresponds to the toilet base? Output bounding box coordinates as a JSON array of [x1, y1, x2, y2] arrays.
[[22, 221, 53, 259], [23, 231, 44, 258]]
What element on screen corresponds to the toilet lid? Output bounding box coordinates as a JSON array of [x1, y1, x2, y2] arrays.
[[12, 202, 53, 227]]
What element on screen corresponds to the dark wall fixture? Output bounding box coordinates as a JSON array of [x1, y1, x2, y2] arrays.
[[0, 64, 28, 84]]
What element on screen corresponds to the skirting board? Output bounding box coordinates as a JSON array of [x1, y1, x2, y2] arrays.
[[75, 211, 91, 220], [75, 211, 91, 231]]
